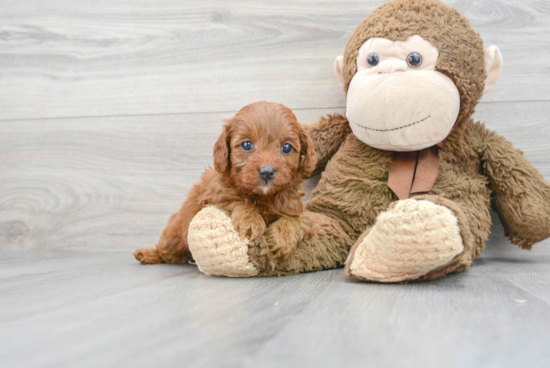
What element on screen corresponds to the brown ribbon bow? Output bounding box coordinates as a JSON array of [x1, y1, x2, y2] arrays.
[[387, 145, 441, 200]]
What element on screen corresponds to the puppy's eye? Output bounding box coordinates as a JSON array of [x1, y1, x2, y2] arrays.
[[241, 141, 253, 152], [407, 52, 422, 68], [367, 52, 379, 67], [281, 143, 293, 155]]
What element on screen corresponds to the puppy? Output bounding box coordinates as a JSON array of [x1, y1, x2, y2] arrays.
[[133, 101, 317, 265]]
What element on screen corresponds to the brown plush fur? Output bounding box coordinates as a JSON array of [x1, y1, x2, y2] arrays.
[[134, 101, 316, 265], [246, 0, 550, 280]]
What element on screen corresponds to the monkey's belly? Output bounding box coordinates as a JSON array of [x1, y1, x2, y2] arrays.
[[307, 135, 491, 255]]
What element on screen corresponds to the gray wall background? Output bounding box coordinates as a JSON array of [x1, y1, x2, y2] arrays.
[[1, 0, 549, 252]]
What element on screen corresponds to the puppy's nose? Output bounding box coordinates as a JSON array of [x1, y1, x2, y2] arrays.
[[259, 166, 276, 183]]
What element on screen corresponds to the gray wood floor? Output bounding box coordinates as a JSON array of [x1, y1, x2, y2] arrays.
[[1, 233, 550, 368], [1, 0, 550, 367]]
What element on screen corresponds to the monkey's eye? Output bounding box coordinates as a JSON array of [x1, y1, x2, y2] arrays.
[[407, 52, 423, 68], [241, 141, 253, 152], [367, 52, 379, 67], [281, 143, 293, 155]]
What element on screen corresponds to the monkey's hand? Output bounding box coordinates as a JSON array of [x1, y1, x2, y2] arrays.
[[231, 205, 266, 241], [265, 215, 313, 261]]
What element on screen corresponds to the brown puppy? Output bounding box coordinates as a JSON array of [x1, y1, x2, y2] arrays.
[[134, 101, 317, 265]]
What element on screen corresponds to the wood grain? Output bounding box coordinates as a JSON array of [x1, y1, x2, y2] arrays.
[[0, 0, 549, 120], [0, 248, 548, 368], [0, 1, 549, 366], [1, 102, 549, 252]]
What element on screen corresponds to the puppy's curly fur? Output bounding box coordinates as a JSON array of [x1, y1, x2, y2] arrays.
[[134, 101, 317, 265]]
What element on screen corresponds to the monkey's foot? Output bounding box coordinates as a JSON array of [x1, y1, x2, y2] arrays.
[[345, 196, 473, 283], [188, 206, 259, 277]]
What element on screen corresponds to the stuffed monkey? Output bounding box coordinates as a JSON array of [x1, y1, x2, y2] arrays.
[[187, 0, 550, 282]]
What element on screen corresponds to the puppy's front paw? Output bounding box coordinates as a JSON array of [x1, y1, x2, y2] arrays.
[[232, 210, 266, 241], [265, 224, 295, 261], [265, 216, 311, 261]]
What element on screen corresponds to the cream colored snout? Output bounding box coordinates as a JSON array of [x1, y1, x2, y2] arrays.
[[345, 68, 460, 151]]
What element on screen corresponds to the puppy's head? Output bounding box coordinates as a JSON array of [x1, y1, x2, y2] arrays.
[[213, 101, 317, 196]]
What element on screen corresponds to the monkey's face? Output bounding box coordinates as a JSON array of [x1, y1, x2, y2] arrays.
[[340, 35, 460, 152]]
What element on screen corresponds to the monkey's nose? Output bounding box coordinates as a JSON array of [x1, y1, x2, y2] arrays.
[[377, 60, 408, 74], [259, 166, 276, 183]]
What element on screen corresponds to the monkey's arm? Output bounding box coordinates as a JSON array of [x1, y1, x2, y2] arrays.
[[305, 114, 351, 175], [481, 127, 550, 249]]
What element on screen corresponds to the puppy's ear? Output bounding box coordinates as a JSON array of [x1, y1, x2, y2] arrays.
[[298, 125, 317, 178], [214, 121, 231, 174]]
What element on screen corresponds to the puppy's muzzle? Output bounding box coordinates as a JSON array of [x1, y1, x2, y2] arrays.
[[259, 166, 276, 184]]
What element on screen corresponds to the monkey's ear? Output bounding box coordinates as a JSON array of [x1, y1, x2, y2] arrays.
[[213, 122, 231, 174], [334, 56, 345, 86], [483, 46, 503, 94]]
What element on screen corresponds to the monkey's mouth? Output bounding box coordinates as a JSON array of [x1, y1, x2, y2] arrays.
[[351, 115, 431, 132]]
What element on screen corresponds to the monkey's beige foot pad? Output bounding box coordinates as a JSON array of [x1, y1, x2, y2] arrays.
[[188, 206, 259, 277], [346, 198, 464, 283]]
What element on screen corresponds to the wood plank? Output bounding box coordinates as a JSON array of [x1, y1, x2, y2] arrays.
[[0, 249, 548, 368], [1, 102, 549, 252], [0, 0, 549, 120]]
